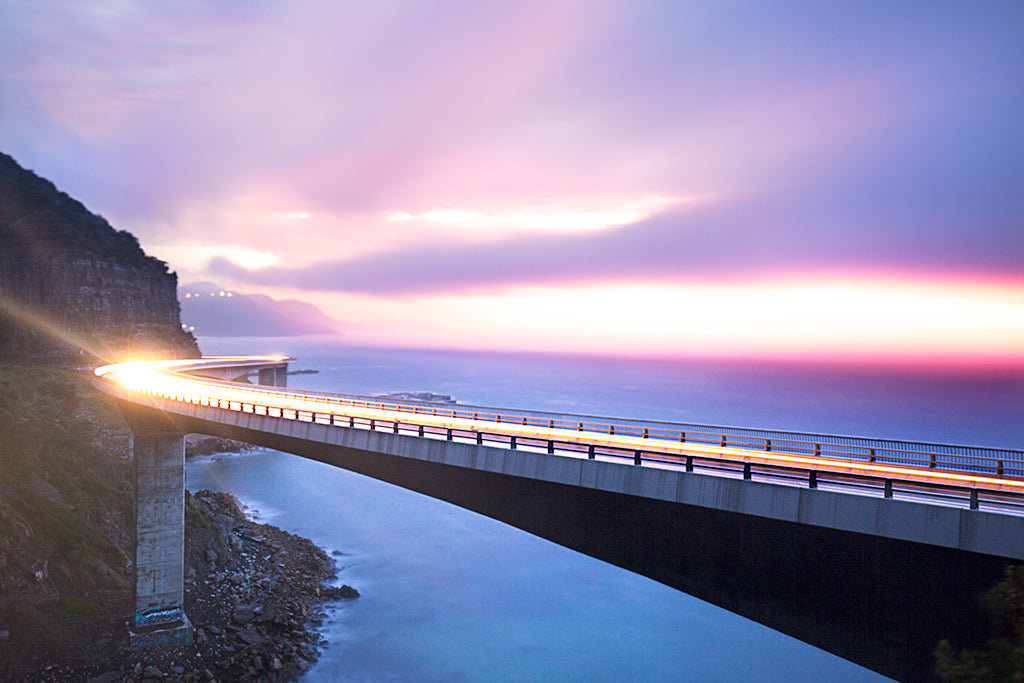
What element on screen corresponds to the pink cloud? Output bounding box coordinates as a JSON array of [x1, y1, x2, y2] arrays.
[[2, 1, 1022, 328]]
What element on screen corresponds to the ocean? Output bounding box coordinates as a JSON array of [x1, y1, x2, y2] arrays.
[[185, 336, 1024, 681]]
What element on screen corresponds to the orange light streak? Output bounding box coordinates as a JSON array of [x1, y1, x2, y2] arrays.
[[96, 357, 1024, 497]]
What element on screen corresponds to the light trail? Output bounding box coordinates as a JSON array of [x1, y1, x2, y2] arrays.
[[95, 357, 1024, 497]]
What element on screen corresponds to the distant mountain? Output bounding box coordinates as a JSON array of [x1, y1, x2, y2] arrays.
[[179, 282, 339, 337]]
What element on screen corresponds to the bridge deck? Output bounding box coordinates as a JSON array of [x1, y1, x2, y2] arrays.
[[94, 356, 1024, 516]]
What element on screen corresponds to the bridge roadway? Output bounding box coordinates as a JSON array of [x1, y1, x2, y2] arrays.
[[95, 356, 1024, 682]]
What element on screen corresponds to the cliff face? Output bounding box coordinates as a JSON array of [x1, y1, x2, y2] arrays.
[[0, 152, 199, 362]]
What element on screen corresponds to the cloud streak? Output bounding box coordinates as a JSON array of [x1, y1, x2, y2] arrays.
[[211, 195, 1024, 297]]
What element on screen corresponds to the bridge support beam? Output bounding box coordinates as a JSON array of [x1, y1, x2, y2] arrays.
[[258, 366, 287, 387], [122, 405, 191, 648]]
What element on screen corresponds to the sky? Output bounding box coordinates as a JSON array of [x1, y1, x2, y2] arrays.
[[2, 1, 1023, 362]]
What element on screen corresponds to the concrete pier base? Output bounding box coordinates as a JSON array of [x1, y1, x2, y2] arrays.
[[128, 616, 193, 649], [123, 407, 191, 645]]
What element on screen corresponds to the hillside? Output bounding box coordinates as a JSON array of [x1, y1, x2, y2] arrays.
[[0, 152, 198, 362], [0, 365, 133, 676]]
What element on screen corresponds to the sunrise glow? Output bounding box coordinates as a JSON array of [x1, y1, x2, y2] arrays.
[[3, 3, 1022, 362]]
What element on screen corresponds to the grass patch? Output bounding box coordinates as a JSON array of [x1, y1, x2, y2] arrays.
[[185, 490, 213, 529], [59, 595, 100, 616]]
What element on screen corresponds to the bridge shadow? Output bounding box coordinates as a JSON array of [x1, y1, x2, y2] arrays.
[[172, 412, 1009, 683]]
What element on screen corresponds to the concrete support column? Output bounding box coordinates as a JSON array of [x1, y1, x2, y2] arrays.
[[257, 365, 288, 387], [127, 416, 192, 646]]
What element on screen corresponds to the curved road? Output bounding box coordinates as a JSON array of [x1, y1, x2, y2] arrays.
[[94, 356, 1024, 512]]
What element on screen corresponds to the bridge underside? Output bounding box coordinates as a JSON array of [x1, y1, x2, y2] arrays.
[[135, 404, 1013, 683]]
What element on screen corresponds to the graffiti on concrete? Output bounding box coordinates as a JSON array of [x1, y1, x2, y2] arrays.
[[133, 604, 185, 629]]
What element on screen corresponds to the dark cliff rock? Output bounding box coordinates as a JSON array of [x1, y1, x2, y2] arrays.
[[0, 152, 199, 362]]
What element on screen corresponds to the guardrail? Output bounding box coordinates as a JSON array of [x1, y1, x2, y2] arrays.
[[161, 372, 1022, 473], [95, 366, 1024, 514]]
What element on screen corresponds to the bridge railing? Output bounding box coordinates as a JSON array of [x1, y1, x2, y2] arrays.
[[96, 368, 1024, 512], [235, 403, 1024, 512], [150, 369, 1024, 480]]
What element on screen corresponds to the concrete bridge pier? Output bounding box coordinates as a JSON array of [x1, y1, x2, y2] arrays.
[[258, 365, 287, 387], [121, 404, 191, 647]]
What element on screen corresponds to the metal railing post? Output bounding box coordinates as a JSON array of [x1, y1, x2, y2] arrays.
[[884, 480, 893, 498], [634, 450, 642, 466], [809, 471, 817, 489], [588, 444, 595, 459], [743, 462, 751, 480], [970, 489, 979, 510]]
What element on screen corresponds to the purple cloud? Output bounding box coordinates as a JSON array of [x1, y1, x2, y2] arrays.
[[2, 1, 1022, 298], [211, 192, 1024, 296]]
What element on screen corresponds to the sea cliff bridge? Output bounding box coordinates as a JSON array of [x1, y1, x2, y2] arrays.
[[94, 356, 1024, 682]]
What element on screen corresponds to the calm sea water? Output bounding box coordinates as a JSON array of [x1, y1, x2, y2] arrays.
[[186, 336, 1024, 681]]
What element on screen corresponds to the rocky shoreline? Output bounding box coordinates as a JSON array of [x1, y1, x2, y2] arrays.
[[183, 435, 254, 458], [13, 490, 357, 683]]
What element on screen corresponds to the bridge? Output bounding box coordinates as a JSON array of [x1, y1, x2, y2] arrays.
[[94, 356, 1024, 682]]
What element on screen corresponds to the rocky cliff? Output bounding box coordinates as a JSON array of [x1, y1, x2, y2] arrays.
[[0, 152, 198, 362]]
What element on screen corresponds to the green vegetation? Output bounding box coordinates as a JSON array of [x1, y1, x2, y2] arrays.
[[0, 363, 132, 653], [936, 565, 1024, 681], [185, 489, 214, 529], [59, 594, 100, 616], [0, 364, 132, 520]]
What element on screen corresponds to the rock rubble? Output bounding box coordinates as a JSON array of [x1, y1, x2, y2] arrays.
[[13, 490, 358, 683]]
